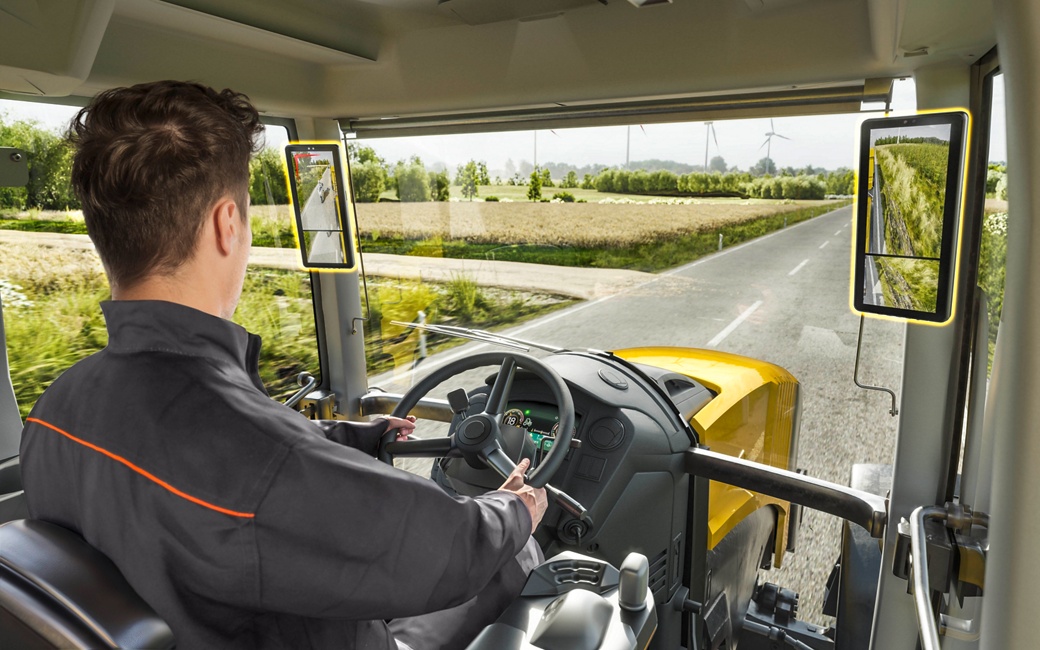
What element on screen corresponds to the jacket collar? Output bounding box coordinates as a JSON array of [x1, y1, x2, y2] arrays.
[[101, 300, 258, 372]]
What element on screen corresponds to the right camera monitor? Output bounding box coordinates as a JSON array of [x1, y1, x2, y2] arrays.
[[853, 111, 968, 324]]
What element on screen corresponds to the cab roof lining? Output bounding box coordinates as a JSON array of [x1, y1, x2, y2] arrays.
[[0, 0, 995, 125]]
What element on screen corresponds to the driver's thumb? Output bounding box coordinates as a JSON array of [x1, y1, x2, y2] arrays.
[[499, 458, 530, 491]]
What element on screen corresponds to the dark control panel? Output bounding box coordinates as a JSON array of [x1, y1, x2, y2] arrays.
[[465, 552, 657, 650]]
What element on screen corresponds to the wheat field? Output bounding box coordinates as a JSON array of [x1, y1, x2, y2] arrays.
[[350, 200, 833, 247]]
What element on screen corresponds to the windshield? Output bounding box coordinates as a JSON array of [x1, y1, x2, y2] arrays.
[[343, 83, 936, 619]]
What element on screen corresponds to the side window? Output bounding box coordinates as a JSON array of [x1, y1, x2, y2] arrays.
[[980, 73, 1007, 373], [0, 104, 320, 413], [232, 124, 323, 401]]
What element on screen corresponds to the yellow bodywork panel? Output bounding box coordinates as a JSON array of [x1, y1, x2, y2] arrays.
[[614, 346, 800, 567]]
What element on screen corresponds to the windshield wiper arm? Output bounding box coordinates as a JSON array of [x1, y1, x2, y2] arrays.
[[390, 321, 564, 354]]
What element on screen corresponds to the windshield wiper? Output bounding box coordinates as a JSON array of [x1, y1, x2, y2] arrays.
[[390, 321, 565, 354]]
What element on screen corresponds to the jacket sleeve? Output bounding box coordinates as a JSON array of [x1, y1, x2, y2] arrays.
[[314, 418, 389, 456], [252, 432, 532, 620]]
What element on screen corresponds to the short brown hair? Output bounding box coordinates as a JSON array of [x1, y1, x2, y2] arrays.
[[68, 80, 264, 288]]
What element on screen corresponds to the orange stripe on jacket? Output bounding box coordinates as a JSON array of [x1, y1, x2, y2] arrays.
[[26, 417, 256, 519]]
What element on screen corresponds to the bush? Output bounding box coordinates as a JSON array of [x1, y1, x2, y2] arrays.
[[552, 192, 575, 202], [429, 170, 451, 202], [527, 171, 542, 201], [351, 160, 388, 203], [741, 174, 825, 200], [394, 161, 431, 202], [485, 196, 500, 202]]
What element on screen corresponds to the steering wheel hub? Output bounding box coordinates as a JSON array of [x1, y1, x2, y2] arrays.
[[459, 415, 493, 445]]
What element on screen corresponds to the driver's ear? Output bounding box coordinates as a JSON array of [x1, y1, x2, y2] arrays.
[[212, 197, 241, 257]]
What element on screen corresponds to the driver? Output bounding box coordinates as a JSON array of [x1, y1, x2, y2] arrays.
[[19, 80, 547, 650]]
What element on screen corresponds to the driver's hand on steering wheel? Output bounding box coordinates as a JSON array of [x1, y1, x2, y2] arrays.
[[498, 458, 548, 530], [378, 415, 417, 441]]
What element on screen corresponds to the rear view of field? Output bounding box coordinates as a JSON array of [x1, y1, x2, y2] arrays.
[[873, 139, 950, 310]]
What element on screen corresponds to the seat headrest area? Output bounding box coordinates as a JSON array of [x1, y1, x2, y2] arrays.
[[0, 519, 175, 649]]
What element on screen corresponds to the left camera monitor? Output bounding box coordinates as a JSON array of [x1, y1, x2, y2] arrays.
[[285, 143, 355, 269]]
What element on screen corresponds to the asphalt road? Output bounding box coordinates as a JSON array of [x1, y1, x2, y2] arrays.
[[299, 167, 346, 264], [371, 206, 905, 624], [865, 162, 886, 305]]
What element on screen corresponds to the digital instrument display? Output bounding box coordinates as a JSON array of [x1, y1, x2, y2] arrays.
[[501, 401, 580, 454]]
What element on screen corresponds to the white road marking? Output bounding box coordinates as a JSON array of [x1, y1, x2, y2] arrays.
[[788, 259, 810, 276], [819, 241, 830, 250], [665, 208, 839, 276], [707, 300, 763, 348], [834, 229, 843, 236]]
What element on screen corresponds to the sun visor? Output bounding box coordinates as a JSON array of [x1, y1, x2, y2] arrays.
[[341, 79, 895, 139]]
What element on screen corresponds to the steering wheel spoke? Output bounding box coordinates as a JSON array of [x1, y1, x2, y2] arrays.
[[482, 445, 515, 480], [385, 436, 457, 459], [484, 356, 517, 417]]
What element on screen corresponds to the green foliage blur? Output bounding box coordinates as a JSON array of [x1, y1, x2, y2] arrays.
[[589, 166, 846, 200], [348, 145, 389, 203], [979, 210, 1007, 370], [248, 147, 290, 205], [394, 156, 432, 202], [0, 115, 292, 212], [429, 170, 451, 201], [0, 116, 78, 211]]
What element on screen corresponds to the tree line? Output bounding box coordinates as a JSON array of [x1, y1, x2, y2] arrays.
[[0, 115, 855, 212], [0, 116, 295, 212]]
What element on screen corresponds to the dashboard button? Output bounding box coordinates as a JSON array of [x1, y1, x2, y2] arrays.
[[598, 369, 629, 390], [589, 418, 625, 451]]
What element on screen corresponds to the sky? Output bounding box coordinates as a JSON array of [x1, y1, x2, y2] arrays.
[[1, 77, 1008, 176], [870, 123, 953, 147]]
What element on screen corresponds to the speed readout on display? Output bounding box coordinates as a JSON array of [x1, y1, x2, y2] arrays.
[[501, 402, 578, 453]]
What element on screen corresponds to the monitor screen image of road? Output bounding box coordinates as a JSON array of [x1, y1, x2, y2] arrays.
[[285, 144, 355, 269], [854, 112, 966, 323]]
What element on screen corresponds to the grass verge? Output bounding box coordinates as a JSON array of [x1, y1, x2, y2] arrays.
[[2, 246, 573, 418]]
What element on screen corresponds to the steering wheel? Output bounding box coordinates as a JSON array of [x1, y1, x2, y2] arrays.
[[381, 351, 574, 488]]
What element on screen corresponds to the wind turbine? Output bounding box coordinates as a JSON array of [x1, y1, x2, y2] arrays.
[[625, 124, 647, 169], [759, 118, 790, 174], [703, 121, 720, 171]]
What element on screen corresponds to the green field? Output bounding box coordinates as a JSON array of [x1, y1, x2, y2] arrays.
[[876, 142, 949, 258], [875, 257, 939, 312]]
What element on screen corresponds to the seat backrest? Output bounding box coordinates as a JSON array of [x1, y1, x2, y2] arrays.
[[0, 295, 22, 461], [0, 519, 175, 649]]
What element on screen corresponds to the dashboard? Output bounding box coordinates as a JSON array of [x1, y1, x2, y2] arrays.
[[436, 351, 713, 577]]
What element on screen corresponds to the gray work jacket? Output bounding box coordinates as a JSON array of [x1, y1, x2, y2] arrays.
[[20, 300, 530, 649]]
